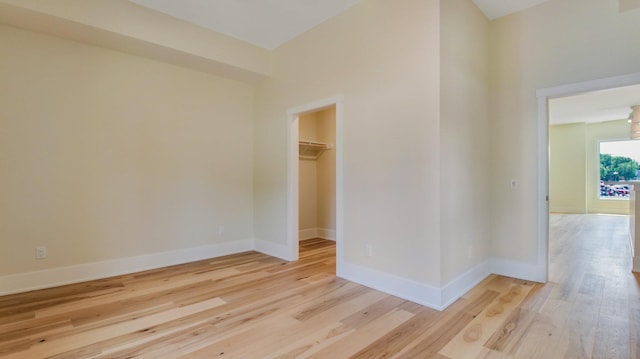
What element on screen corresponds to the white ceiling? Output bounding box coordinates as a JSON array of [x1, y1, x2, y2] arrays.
[[129, 0, 362, 50], [550, 84, 640, 125], [472, 0, 552, 20], [128, 0, 554, 50]]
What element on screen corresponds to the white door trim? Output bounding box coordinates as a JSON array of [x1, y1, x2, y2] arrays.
[[536, 72, 640, 282], [287, 95, 344, 275]]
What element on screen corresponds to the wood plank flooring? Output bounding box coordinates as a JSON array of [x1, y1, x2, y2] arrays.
[[1, 214, 639, 358]]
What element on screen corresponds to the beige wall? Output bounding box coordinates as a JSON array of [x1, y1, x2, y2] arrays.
[[620, 0, 640, 12], [0, 25, 254, 275], [254, 0, 442, 285], [490, 0, 640, 263], [0, 0, 270, 82], [298, 108, 337, 237], [440, 0, 491, 283], [550, 123, 587, 213], [316, 107, 337, 232], [549, 120, 631, 214], [298, 113, 318, 232]]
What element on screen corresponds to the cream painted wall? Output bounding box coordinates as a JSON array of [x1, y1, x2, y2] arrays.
[[549, 123, 587, 213], [254, 0, 442, 284], [298, 108, 337, 236], [586, 120, 632, 215], [299, 113, 318, 140], [0, 25, 254, 275], [490, 0, 640, 263], [298, 113, 318, 231], [440, 0, 491, 284], [550, 120, 632, 215], [298, 159, 318, 231], [316, 107, 337, 233], [0, 0, 270, 82], [619, 0, 640, 12]]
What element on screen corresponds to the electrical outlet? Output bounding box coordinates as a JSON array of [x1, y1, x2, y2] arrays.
[[218, 226, 225, 236], [36, 246, 47, 260], [365, 243, 373, 257]]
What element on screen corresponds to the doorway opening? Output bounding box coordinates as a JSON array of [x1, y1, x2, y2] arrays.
[[298, 107, 336, 267], [287, 96, 344, 275], [539, 72, 640, 282]]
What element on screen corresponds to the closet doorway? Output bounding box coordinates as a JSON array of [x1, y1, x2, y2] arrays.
[[298, 107, 336, 266], [287, 96, 343, 274]]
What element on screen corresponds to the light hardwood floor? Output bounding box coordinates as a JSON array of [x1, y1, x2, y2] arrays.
[[1, 214, 639, 358]]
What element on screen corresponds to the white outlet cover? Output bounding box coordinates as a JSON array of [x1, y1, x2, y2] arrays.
[[36, 246, 47, 259], [365, 244, 373, 257]]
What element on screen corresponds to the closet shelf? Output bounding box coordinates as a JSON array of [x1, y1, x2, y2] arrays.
[[299, 140, 332, 160]]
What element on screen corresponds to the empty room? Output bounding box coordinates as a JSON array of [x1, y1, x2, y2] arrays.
[[1, 0, 640, 358]]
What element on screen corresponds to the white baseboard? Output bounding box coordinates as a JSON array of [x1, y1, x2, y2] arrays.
[[441, 260, 491, 309], [299, 228, 336, 241], [549, 207, 586, 214], [340, 259, 491, 311], [1, 239, 546, 311], [254, 239, 294, 261], [340, 261, 444, 310], [490, 258, 546, 283], [0, 239, 254, 296], [587, 207, 630, 215], [299, 228, 318, 241], [317, 228, 336, 241]]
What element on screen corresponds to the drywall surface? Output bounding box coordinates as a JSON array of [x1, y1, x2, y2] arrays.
[[316, 107, 337, 234], [490, 0, 640, 263], [549, 123, 587, 213], [298, 108, 337, 239], [254, 0, 442, 285], [299, 113, 319, 232], [550, 120, 631, 215], [440, 0, 492, 284], [0, 0, 271, 82], [0, 25, 254, 275]]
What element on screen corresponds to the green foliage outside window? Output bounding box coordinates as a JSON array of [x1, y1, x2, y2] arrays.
[[600, 153, 639, 181]]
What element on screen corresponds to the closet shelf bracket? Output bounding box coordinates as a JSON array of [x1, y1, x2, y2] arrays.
[[299, 140, 332, 160]]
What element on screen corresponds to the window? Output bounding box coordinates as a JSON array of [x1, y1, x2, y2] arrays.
[[599, 140, 640, 198]]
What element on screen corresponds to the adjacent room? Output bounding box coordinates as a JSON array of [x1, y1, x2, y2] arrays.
[[1, 0, 640, 357], [548, 86, 640, 335]]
